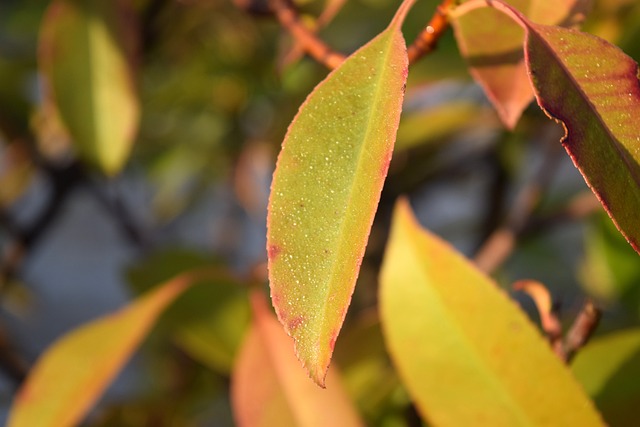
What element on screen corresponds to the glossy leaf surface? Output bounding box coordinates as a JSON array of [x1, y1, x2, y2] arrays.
[[39, 0, 139, 175], [8, 272, 201, 427], [380, 199, 603, 426], [267, 0, 414, 386], [450, 0, 591, 128], [231, 293, 363, 427], [572, 328, 640, 426]]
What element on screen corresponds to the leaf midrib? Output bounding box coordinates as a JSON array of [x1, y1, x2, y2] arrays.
[[313, 29, 401, 352], [402, 224, 537, 426]]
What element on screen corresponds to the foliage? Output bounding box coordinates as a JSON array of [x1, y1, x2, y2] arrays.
[[0, 0, 640, 426]]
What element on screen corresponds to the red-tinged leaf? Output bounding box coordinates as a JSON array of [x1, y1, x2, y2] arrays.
[[7, 270, 216, 427], [380, 198, 604, 426], [231, 292, 363, 427], [450, 0, 591, 128], [267, 0, 415, 386], [456, 0, 640, 253], [39, 0, 139, 175]]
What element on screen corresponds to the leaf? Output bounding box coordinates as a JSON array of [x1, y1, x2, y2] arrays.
[[267, 0, 415, 386], [450, 0, 591, 128], [333, 311, 402, 423], [455, 0, 640, 253], [580, 212, 640, 315], [7, 270, 209, 427], [39, 0, 139, 175], [512, 279, 561, 337], [126, 249, 251, 373], [231, 292, 363, 427], [572, 328, 640, 426], [379, 198, 603, 426], [396, 100, 497, 151]]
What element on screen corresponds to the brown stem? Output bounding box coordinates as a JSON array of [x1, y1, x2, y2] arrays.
[[562, 299, 601, 363], [407, 0, 456, 64], [473, 139, 562, 273], [269, 0, 345, 69]]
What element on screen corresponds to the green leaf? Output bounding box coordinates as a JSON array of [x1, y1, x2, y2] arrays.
[[231, 292, 363, 427], [380, 198, 603, 426], [580, 213, 640, 316], [572, 329, 640, 426], [396, 101, 496, 151], [267, 0, 415, 386], [333, 312, 401, 423], [450, 0, 591, 128], [39, 0, 139, 175], [7, 271, 206, 427]]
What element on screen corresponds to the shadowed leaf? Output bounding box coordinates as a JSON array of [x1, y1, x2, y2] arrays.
[[572, 328, 640, 426], [380, 198, 603, 426], [39, 0, 139, 175], [450, 0, 591, 128], [267, 0, 415, 386], [231, 292, 363, 427]]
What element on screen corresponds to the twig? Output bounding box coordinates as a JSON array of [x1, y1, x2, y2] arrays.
[[473, 139, 562, 273], [407, 0, 456, 64], [268, 0, 345, 69], [562, 299, 601, 363], [280, 0, 347, 69], [521, 191, 601, 236]]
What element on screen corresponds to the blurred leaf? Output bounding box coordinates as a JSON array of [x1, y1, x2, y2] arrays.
[[231, 292, 363, 427], [580, 213, 640, 316], [333, 311, 402, 423], [39, 0, 140, 175], [267, 0, 414, 386], [572, 328, 640, 426], [127, 249, 251, 373], [450, 0, 591, 128], [512, 279, 561, 337], [380, 198, 603, 426], [396, 100, 497, 150], [8, 271, 201, 427], [0, 141, 33, 207]]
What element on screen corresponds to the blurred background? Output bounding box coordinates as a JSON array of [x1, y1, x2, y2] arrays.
[[0, 0, 639, 425]]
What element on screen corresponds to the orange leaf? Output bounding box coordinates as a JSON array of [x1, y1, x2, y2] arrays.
[[232, 292, 363, 427]]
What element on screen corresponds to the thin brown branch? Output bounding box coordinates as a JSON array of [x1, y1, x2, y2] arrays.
[[522, 191, 601, 236], [269, 0, 345, 69], [407, 0, 456, 64], [280, 0, 347, 69], [562, 299, 601, 363], [474, 140, 562, 273]]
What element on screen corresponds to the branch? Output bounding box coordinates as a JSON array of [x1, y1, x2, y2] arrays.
[[268, 0, 345, 69], [562, 299, 601, 363], [407, 0, 455, 64], [473, 139, 562, 273]]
